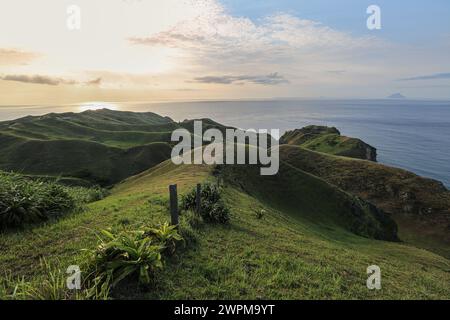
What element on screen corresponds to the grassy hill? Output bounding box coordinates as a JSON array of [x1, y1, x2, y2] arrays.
[[1, 160, 449, 299], [0, 133, 172, 186], [280, 125, 377, 161], [278, 144, 450, 258], [219, 159, 398, 241], [0, 109, 229, 186], [0, 110, 449, 300]]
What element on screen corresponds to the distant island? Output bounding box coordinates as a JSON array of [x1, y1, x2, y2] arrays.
[[387, 93, 406, 99]]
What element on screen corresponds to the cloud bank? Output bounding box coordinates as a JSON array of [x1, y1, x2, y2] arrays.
[[0, 74, 102, 86], [0, 48, 39, 66], [128, 3, 381, 87], [192, 73, 289, 85], [399, 72, 450, 81]]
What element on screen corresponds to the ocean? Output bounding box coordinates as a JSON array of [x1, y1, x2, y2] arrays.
[[1, 99, 449, 188]]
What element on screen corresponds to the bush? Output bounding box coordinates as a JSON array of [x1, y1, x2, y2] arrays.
[[181, 183, 230, 224], [84, 223, 183, 295], [69, 186, 110, 203], [0, 172, 108, 231], [0, 173, 75, 230], [144, 222, 183, 254]]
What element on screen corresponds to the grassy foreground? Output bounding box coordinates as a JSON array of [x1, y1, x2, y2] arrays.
[[1, 160, 449, 299]]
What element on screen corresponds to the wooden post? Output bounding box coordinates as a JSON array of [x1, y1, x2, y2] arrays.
[[196, 183, 201, 214], [169, 184, 179, 225]]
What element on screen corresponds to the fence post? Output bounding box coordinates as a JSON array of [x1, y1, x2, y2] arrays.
[[196, 183, 201, 214], [169, 184, 178, 225]]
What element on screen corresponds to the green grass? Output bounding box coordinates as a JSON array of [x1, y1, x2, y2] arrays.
[[1, 161, 448, 299], [0, 109, 232, 186], [1, 111, 449, 300], [0, 134, 172, 186], [301, 134, 371, 159], [219, 160, 398, 241], [278, 144, 450, 258], [0, 171, 107, 231], [280, 126, 376, 161]]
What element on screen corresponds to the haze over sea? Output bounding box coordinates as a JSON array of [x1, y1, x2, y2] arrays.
[[1, 99, 449, 188]]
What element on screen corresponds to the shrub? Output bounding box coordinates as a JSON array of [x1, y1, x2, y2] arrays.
[[254, 208, 266, 220], [144, 222, 183, 254], [0, 173, 75, 230], [181, 183, 230, 224], [69, 186, 110, 203], [0, 172, 108, 231], [84, 223, 183, 295], [85, 230, 163, 290]]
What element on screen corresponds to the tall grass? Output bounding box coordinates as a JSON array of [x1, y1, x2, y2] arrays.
[[0, 172, 108, 231], [0, 259, 109, 300]]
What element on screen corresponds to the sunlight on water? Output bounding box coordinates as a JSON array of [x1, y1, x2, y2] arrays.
[[77, 102, 119, 112]]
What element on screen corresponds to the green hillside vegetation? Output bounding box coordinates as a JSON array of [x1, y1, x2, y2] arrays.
[[0, 110, 230, 186], [219, 159, 398, 241], [1, 161, 449, 299], [278, 144, 450, 258], [0, 110, 449, 300], [0, 172, 107, 231], [280, 125, 377, 161], [0, 134, 172, 186]]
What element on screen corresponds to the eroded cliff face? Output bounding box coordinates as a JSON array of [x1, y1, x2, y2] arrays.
[[279, 144, 450, 258], [280, 125, 377, 161]]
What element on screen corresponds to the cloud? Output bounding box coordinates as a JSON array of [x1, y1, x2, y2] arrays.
[[192, 73, 289, 85], [86, 77, 102, 86], [83, 70, 161, 88], [128, 6, 380, 74], [0, 48, 39, 66], [399, 72, 450, 81], [0, 74, 102, 86], [129, 33, 206, 47], [1, 74, 60, 85], [326, 70, 346, 75]]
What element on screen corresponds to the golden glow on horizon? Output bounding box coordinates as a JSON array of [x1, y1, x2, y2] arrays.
[[1, 0, 449, 104], [77, 102, 119, 112]]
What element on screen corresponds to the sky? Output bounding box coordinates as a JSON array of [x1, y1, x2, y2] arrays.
[[0, 0, 449, 105]]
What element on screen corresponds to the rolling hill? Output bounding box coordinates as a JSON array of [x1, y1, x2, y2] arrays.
[[1, 160, 449, 299], [0, 109, 228, 186], [278, 144, 450, 258], [280, 125, 377, 161], [0, 109, 449, 299]]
